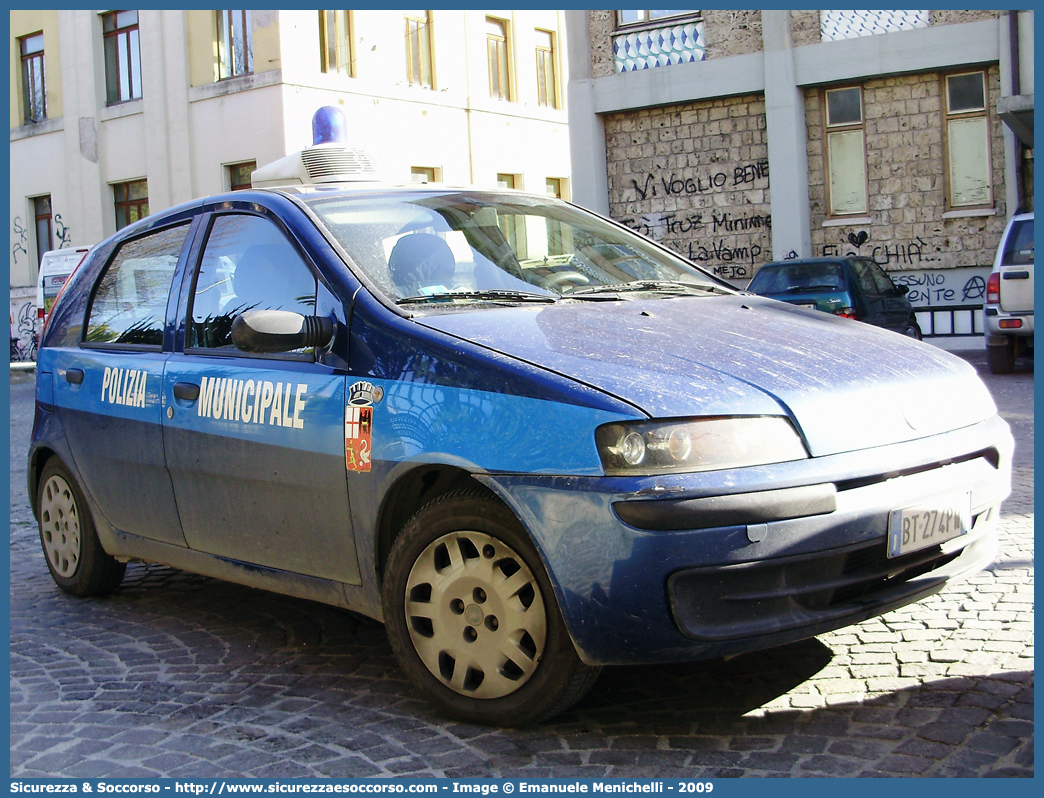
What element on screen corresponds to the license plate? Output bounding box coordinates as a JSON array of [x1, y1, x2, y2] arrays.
[[887, 493, 970, 558]]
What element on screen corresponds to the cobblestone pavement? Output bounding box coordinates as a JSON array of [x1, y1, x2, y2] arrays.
[[9, 350, 1033, 778]]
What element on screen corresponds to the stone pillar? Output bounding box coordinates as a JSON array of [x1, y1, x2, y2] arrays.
[[564, 10, 610, 215], [762, 10, 812, 259]]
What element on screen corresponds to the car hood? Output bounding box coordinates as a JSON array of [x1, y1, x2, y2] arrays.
[[415, 295, 996, 457]]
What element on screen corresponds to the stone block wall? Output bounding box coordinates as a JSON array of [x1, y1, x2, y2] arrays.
[[930, 10, 999, 26], [806, 68, 1007, 272], [790, 10, 820, 47], [702, 11, 762, 59], [604, 95, 771, 282], [588, 10, 616, 78]]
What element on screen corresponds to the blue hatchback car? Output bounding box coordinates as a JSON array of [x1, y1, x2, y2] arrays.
[[31, 160, 1012, 725], [748, 257, 922, 338]]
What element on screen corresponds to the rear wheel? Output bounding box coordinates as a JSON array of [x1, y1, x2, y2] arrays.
[[382, 490, 600, 726], [38, 459, 126, 596], [987, 336, 1016, 374]]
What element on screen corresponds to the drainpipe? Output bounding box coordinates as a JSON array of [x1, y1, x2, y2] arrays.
[[1008, 10, 1024, 212]]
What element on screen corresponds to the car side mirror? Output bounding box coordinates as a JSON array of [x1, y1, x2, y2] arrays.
[[232, 309, 334, 354], [894, 284, 909, 296]]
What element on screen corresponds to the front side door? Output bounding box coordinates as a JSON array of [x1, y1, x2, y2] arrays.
[[55, 223, 191, 546], [162, 211, 361, 584]]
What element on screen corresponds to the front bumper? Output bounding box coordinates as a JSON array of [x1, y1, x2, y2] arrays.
[[481, 414, 1013, 666]]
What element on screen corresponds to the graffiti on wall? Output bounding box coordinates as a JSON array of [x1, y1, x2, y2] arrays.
[[821, 229, 943, 268], [890, 268, 989, 307], [619, 211, 771, 280], [11, 213, 74, 268], [12, 217, 28, 264], [629, 159, 769, 202], [819, 228, 987, 307], [54, 214, 72, 247], [618, 159, 771, 281], [9, 298, 37, 362]]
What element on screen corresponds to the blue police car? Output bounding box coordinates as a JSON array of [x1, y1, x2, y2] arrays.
[[30, 110, 1013, 726]]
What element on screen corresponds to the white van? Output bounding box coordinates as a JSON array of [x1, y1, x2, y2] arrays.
[[984, 212, 1034, 373], [36, 247, 90, 332]]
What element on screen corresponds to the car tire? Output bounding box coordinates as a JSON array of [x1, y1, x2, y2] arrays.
[[37, 459, 126, 597], [987, 337, 1016, 374], [382, 489, 601, 726], [904, 321, 922, 340]]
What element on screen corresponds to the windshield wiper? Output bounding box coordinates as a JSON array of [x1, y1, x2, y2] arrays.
[[396, 289, 558, 306], [569, 280, 730, 298]]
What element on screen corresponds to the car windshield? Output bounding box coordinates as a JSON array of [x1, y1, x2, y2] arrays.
[[301, 189, 728, 305], [748, 262, 847, 295]]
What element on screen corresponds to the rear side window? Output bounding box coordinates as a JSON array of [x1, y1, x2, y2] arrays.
[[863, 259, 899, 295], [1002, 219, 1034, 266], [849, 259, 881, 297], [85, 224, 189, 348], [187, 214, 317, 352]]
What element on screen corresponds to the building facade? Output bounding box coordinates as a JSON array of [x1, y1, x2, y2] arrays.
[[10, 9, 571, 353], [567, 10, 1034, 338]]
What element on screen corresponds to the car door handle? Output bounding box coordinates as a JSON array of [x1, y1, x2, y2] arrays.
[[1003, 271, 1031, 280], [173, 382, 200, 402], [65, 368, 84, 385]]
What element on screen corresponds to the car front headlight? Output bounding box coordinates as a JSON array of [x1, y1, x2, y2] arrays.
[[595, 416, 808, 476]]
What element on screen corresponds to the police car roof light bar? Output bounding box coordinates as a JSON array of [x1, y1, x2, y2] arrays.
[[312, 106, 347, 147]]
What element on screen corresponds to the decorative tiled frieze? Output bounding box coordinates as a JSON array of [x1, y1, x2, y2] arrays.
[[613, 22, 706, 72], [821, 10, 929, 41]]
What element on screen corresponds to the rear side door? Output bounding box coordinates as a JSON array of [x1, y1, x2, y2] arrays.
[[998, 217, 1034, 313], [161, 210, 361, 584], [866, 259, 914, 333], [850, 258, 904, 332], [52, 223, 193, 546]]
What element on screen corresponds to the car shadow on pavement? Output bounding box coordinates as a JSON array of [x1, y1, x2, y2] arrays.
[[14, 559, 1033, 777], [50, 560, 839, 732], [554, 640, 835, 730]]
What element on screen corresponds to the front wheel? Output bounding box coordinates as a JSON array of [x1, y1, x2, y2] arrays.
[[37, 459, 126, 596], [382, 490, 600, 726]]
